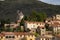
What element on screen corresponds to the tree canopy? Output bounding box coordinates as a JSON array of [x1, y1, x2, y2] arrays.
[[24, 10, 47, 22]]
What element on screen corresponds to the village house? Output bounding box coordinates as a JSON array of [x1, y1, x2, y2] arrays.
[[51, 22, 60, 35], [45, 14, 60, 35], [45, 14, 60, 24], [0, 32, 36, 40], [4, 10, 24, 28], [39, 35, 54, 40], [24, 21, 45, 30], [53, 14, 60, 20], [36, 26, 46, 36], [35, 34, 54, 40], [36, 30, 54, 40]]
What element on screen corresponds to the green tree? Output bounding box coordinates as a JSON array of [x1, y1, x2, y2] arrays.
[[34, 32, 39, 37], [5, 25, 13, 32], [0, 19, 6, 32], [23, 10, 47, 22], [29, 10, 47, 22], [20, 19, 24, 26]]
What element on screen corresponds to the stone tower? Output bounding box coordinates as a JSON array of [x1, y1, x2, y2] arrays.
[[17, 10, 24, 23]]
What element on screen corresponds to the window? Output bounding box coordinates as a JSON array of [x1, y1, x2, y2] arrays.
[[30, 39, 32, 40], [9, 36, 11, 38], [46, 39, 49, 40], [42, 28, 44, 29], [1, 37, 3, 38], [42, 38, 44, 40], [33, 31, 34, 32], [6, 36, 8, 38], [12, 36, 15, 38], [20, 35, 22, 37], [48, 20, 50, 22]]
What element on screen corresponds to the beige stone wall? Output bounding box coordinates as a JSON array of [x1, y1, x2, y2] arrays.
[[56, 15, 60, 20], [26, 35, 36, 40], [25, 22, 45, 30]]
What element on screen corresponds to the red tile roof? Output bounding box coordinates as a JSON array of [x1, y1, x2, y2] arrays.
[[37, 26, 45, 28], [1, 32, 34, 35], [0, 33, 5, 37], [51, 22, 60, 27], [52, 19, 60, 21], [24, 21, 45, 24]]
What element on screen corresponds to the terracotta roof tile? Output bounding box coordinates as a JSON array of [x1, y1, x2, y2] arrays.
[[24, 21, 45, 24], [1, 32, 34, 35], [0, 33, 5, 37], [53, 19, 60, 21], [51, 22, 60, 27]]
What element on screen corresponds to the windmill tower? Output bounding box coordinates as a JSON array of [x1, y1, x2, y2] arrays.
[[17, 10, 24, 23]]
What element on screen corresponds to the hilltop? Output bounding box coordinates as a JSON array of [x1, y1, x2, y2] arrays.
[[0, 0, 60, 21]]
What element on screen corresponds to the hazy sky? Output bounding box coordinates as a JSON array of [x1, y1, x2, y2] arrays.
[[38, 0, 60, 5]]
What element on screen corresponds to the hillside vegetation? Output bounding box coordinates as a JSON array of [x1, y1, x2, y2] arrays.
[[0, 0, 60, 21]]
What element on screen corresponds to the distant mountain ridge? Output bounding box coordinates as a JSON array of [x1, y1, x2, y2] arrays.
[[0, 0, 60, 21]]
